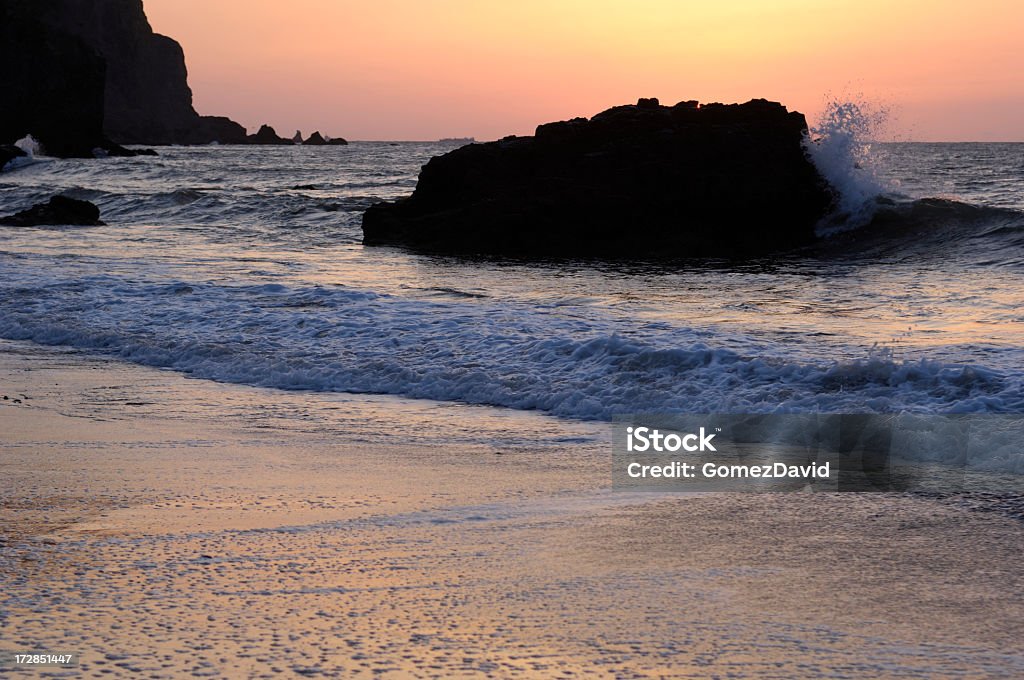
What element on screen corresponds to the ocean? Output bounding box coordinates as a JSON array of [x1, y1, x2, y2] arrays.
[[1, 138, 1022, 469]]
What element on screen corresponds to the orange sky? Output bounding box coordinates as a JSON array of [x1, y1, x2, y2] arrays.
[[145, 0, 1024, 141]]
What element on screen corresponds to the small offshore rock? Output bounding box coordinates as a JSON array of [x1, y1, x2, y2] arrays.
[[0, 195, 105, 226]]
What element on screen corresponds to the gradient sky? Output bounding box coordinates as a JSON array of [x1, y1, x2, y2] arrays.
[[145, 0, 1024, 141]]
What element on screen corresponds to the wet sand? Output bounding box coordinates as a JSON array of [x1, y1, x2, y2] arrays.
[[1, 341, 1022, 678]]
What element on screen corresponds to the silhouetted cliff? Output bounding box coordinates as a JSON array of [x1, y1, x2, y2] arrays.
[[0, 2, 111, 156], [0, 0, 248, 151]]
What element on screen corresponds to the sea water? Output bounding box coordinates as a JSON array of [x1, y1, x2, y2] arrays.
[[1, 134, 1022, 470]]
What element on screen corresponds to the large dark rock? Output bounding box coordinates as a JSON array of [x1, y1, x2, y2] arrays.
[[42, 0, 247, 145], [1, 0, 249, 148], [0, 196, 105, 226], [247, 125, 293, 145], [303, 131, 348, 146], [70, 1, 196, 144], [2, 1, 343, 149], [194, 116, 249, 145], [363, 98, 836, 257], [0, 145, 27, 171], [0, 2, 111, 157]]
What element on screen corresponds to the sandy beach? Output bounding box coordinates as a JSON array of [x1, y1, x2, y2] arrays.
[[0, 339, 1020, 678], [5, 1, 1024, 677]]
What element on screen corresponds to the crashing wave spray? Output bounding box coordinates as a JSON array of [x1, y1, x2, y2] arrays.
[[4, 134, 43, 170], [804, 100, 890, 235], [14, 134, 42, 157]]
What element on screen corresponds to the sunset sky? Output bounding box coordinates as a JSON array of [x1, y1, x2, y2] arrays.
[[145, 0, 1024, 141]]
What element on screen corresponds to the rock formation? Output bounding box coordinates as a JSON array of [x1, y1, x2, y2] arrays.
[[1, 1, 347, 152], [194, 117, 248, 145], [0, 196, 105, 226], [0, 0, 248, 150], [0, 2, 119, 157], [363, 98, 835, 257], [0, 145, 27, 171], [60, 0, 197, 144], [247, 125, 293, 145], [292, 130, 304, 144], [301, 131, 348, 146]]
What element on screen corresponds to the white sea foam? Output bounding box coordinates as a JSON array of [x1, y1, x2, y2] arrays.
[[805, 100, 891, 234], [14, 134, 41, 156], [3, 134, 43, 171], [0, 272, 1019, 433]]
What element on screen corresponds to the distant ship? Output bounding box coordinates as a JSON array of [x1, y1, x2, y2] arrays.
[[437, 137, 475, 144]]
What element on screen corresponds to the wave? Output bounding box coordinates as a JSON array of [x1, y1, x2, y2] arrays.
[[800, 197, 1024, 266], [14, 134, 42, 157], [802, 102, 1024, 264], [0, 184, 375, 243], [0, 144, 426, 241], [2, 135, 47, 172], [1, 274, 1020, 424], [804, 100, 891, 234]]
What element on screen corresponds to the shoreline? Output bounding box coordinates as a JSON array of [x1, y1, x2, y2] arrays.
[[2, 340, 1023, 677]]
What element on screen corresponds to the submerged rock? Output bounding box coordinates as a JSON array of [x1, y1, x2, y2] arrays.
[[0, 196, 105, 226], [363, 98, 835, 257], [97, 145, 157, 158]]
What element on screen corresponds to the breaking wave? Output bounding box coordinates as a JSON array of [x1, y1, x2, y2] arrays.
[[803, 100, 1024, 266], [804, 99, 891, 234], [0, 274, 1020, 425], [803, 197, 1024, 266]]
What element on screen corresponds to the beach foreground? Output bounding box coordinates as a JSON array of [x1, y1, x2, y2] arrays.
[[1, 340, 1022, 678]]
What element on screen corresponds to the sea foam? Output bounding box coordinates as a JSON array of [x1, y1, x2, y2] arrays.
[[804, 100, 891, 234], [0, 272, 1019, 433], [2, 134, 42, 171]]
